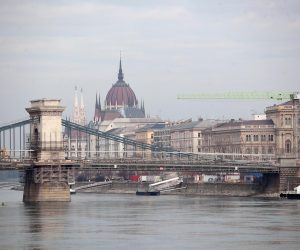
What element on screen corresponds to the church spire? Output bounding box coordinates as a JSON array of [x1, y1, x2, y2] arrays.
[[79, 88, 86, 125], [73, 86, 80, 124], [118, 52, 124, 81]]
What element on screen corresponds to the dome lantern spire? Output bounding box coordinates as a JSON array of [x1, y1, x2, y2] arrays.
[[118, 52, 124, 81]]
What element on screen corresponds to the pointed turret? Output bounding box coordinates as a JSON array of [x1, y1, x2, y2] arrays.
[[94, 92, 102, 122]]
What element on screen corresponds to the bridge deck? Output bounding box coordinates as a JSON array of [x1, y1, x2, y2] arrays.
[[1, 157, 279, 173], [81, 163, 278, 173]]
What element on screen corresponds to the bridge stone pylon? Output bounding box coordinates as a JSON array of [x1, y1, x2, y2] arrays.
[[23, 99, 74, 202], [26, 99, 65, 161]]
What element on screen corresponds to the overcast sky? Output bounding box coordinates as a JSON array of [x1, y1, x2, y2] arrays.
[[0, 0, 299, 123]]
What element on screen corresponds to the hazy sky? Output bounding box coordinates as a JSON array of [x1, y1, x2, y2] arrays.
[[0, 0, 299, 123]]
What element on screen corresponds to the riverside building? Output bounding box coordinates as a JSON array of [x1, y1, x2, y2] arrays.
[[202, 97, 300, 160], [202, 119, 276, 156]]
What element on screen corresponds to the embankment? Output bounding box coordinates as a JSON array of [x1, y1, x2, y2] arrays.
[[76, 180, 278, 197]]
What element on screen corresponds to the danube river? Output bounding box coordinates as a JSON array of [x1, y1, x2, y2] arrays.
[[0, 184, 300, 250]]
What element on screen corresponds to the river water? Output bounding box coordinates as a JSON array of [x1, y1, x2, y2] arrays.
[[0, 184, 300, 250]]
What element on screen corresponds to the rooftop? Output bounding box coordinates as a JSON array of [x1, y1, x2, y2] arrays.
[[214, 119, 274, 129]]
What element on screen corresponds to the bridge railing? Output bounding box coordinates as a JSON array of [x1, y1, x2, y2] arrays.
[[62, 148, 277, 164]]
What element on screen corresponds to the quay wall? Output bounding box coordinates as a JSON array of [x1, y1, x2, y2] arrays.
[[77, 179, 278, 197]]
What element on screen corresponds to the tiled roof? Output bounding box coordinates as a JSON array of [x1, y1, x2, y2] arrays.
[[169, 120, 220, 131], [101, 110, 123, 121], [136, 123, 166, 133], [215, 119, 274, 128], [123, 107, 145, 118]]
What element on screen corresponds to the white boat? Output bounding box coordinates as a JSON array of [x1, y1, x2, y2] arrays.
[[148, 177, 183, 192], [280, 185, 300, 199], [69, 181, 76, 194]]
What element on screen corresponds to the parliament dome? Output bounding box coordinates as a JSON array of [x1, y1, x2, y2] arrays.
[[105, 59, 138, 109]]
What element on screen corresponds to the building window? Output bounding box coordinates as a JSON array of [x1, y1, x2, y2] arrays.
[[253, 135, 259, 141], [198, 148, 201, 152], [285, 139, 291, 153], [285, 117, 292, 126], [246, 148, 251, 154], [198, 133, 201, 138], [261, 135, 266, 141], [268, 135, 274, 141], [246, 135, 251, 142], [268, 147, 273, 154], [254, 147, 259, 154], [261, 146, 265, 154]]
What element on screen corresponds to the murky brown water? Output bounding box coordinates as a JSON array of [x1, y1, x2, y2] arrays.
[[0, 183, 300, 250]]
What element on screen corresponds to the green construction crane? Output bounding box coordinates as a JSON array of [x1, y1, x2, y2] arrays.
[[177, 91, 300, 101]]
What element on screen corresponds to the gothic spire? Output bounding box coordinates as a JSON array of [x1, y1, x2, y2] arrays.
[[80, 88, 84, 109], [73, 86, 80, 124], [74, 86, 78, 107], [79, 88, 86, 125]]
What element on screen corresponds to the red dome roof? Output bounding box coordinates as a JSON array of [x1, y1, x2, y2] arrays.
[[105, 59, 138, 108], [106, 82, 138, 107]]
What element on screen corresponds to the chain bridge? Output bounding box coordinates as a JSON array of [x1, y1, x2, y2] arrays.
[[0, 99, 298, 201], [0, 118, 279, 172]]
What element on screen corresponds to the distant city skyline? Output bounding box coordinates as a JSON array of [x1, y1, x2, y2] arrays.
[[0, 0, 299, 122]]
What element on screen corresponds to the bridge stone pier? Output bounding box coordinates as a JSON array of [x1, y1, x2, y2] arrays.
[[23, 99, 74, 202], [278, 157, 300, 191]]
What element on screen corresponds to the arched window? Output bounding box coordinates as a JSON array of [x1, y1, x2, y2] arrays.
[[285, 139, 291, 154], [285, 117, 292, 126], [268, 135, 274, 141]]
